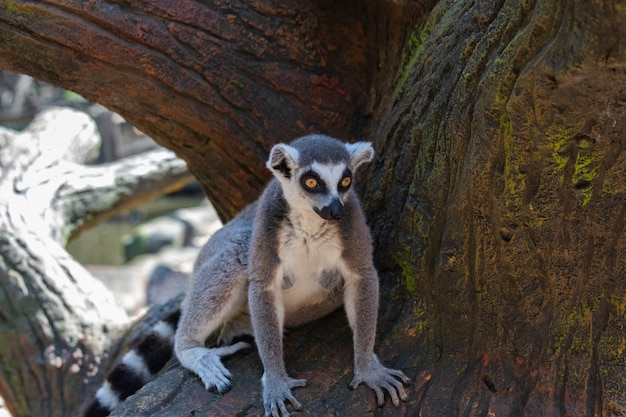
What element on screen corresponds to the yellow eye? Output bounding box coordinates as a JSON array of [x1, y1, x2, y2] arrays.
[[305, 178, 318, 189], [341, 177, 351, 187]]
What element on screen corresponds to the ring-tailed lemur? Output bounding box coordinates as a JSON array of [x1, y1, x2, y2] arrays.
[[176, 134, 409, 416], [84, 134, 409, 417]]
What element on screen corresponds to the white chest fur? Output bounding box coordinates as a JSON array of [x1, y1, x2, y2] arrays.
[[277, 214, 344, 313]]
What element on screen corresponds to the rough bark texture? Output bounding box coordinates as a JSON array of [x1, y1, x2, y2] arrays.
[[2, 0, 626, 416], [369, 2, 626, 415]]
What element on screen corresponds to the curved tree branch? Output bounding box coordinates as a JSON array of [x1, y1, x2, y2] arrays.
[[56, 148, 194, 241], [0, 0, 425, 220], [4, 108, 194, 243], [0, 0, 389, 220]]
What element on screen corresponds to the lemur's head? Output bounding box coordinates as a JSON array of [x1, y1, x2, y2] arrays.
[[267, 134, 374, 221]]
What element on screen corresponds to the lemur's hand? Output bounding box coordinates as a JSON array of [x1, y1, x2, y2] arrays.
[[188, 342, 251, 393], [262, 375, 307, 417], [350, 356, 410, 406]]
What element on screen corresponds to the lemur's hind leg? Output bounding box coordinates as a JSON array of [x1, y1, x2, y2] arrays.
[[174, 253, 250, 393], [218, 311, 253, 346]]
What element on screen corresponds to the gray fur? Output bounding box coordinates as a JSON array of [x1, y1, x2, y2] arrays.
[[319, 268, 342, 292], [289, 134, 351, 166], [174, 134, 409, 417]]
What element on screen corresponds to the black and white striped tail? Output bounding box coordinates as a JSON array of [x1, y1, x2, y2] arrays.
[[83, 311, 181, 417]]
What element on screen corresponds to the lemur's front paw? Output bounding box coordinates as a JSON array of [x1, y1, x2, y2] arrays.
[[262, 375, 307, 417], [195, 350, 232, 393], [350, 357, 410, 407], [194, 342, 251, 393]]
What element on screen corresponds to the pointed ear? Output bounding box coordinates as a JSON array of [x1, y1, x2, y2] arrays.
[[345, 142, 374, 172], [267, 143, 300, 179]]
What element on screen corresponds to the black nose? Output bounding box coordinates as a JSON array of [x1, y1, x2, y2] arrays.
[[315, 199, 344, 220]]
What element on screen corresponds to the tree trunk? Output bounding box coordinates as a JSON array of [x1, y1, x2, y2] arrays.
[[370, 2, 626, 415], [2, 1, 626, 416], [0, 108, 194, 417]]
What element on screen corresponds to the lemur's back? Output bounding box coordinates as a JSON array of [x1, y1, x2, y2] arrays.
[[193, 201, 257, 269]]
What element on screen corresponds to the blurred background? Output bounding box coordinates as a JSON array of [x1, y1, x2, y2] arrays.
[[0, 70, 221, 317]]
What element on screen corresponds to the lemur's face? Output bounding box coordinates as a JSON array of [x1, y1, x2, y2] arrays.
[[267, 135, 374, 221], [295, 161, 352, 220]]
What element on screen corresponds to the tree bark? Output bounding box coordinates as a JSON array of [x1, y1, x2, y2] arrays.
[[367, 1, 626, 415], [2, 1, 626, 416]]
